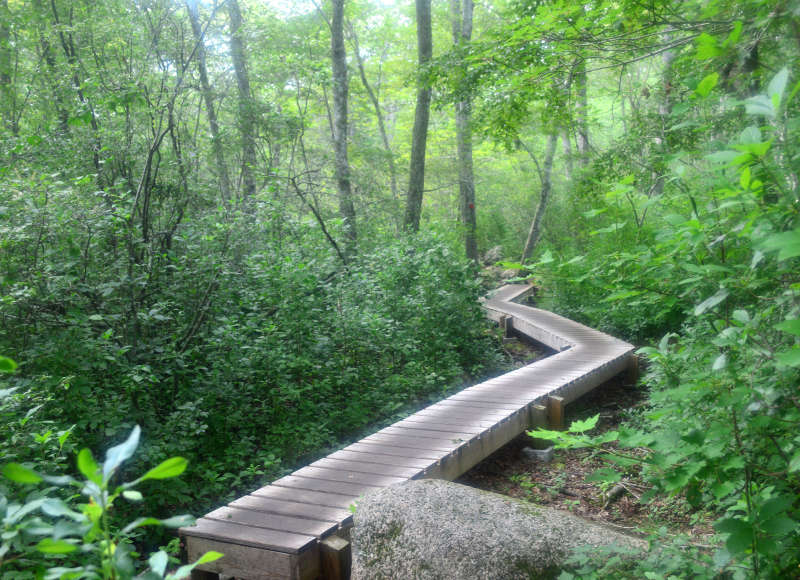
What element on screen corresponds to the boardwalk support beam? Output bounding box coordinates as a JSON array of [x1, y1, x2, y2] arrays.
[[320, 535, 351, 580], [547, 396, 565, 430]]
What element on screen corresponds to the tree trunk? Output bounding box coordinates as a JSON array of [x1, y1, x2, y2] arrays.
[[521, 133, 557, 264], [228, 0, 257, 202], [330, 0, 357, 244], [561, 131, 573, 181], [574, 59, 589, 167], [403, 0, 432, 233], [651, 42, 675, 197], [451, 0, 477, 263], [348, 22, 398, 206], [186, 0, 231, 205], [0, 0, 13, 134]]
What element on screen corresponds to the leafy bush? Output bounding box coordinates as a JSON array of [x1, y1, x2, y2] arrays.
[[1, 420, 220, 579]]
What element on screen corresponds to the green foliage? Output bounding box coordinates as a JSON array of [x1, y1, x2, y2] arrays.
[[560, 533, 715, 579], [531, 61, 800, 576], [0, 425, 220, 579]]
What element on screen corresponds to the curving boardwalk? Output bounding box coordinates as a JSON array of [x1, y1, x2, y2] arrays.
[[180, 285, 636, 580]]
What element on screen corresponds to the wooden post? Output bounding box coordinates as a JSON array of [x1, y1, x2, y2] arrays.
[[499, 315, 514, 339], [624, 354, 640, 386], [320, 535, 351, 580], [530, 404, 547, 429], [547, 396, 564, 430]]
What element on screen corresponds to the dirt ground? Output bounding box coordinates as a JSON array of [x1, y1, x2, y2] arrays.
[[456, 335, 715, 544]]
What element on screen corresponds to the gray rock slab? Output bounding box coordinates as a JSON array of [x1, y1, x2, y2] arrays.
[[351, 479, 645, 580]]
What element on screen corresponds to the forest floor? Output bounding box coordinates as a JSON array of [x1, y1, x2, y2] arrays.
[[456, 334, 716, 545]]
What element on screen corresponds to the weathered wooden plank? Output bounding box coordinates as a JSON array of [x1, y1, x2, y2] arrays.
[[205, 506, 338, 538], [310, 457, 424, 479], [271, 475, 382, 498], [378, 425, 478, 442], [341, 442, 444, 461], [183, 518, 315, 553], [291, 465, 408, 487], [362, 431, 464, 452], [252, 486, 356, 509], [329, 447, 438, 467], [185, 535, 319, 580], [228, 494, 350, 523]]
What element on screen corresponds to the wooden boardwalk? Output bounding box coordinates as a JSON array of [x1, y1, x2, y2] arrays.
[[180, 284, 636, 580]]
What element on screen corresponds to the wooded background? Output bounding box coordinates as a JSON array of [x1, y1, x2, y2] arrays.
[[1, 0, 799, 576]]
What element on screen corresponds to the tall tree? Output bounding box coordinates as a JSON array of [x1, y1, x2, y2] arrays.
[[451, 0, 478, 263], [228, 0, 257, 201], [520, 133, 557, 263], [348, 22, 398, 207], [330, 0, 357, 244], [0, 0, 13, 134], [403, 0, 432, 233], [186, 0, 231, 205], [574, 59, 589, 167]]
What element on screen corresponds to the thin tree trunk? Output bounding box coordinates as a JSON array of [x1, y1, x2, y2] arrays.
[[228, 0, 257, 202], [32, 0, 69, 134], [451, 0, 477, 263], [186, 0, 231, 204], [50, 0, 102, 178], [0, 0, 12, 133], [651, 41, 675, 197], [561, 131, 573, 181], [330, 0, 356, 244], [575, 59, 589, 167], [521, 133, 557, 264], [403, 0, 432, 233], [347, 22, 398, 205]]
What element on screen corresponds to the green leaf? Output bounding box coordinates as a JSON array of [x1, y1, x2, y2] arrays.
[[775, 348, 800, 367], [36, 538, 78, 554], [150, 550, 169, 578], [2, 463, 42, 484], [568, 415, 599, 433], [695, 33, 720, 59], [77, 449, 101, 485], [195, 551, 224, 566], [586, 467, 621, 483], [767, 67, 789, 109], [732, 310, 750, 324], [695, 72, 718, 97], [715, 517, 753, 555], [141, 457, 188, 481], [761, 229, 800, 260], [103, 426, 140, 480], [761, 515, 796, 536], [776, 319, 800, 336], [788, 451, 800, 473], [0, 356, 17, 373], [723, 21, 742, 47], [167, 551, 224, 580], [603, 290, 644, 302], [739, 125, 762, 144], [745, 94, 775, 118], [122, 490, 144, 502], [712, 353, 727, 371], [694, 288, 729, 316]]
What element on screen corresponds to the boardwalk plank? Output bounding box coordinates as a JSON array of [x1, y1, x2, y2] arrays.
[[205, 506, 338, 538], [291, 466, 407, 487], [228, 495, 350, 523]]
